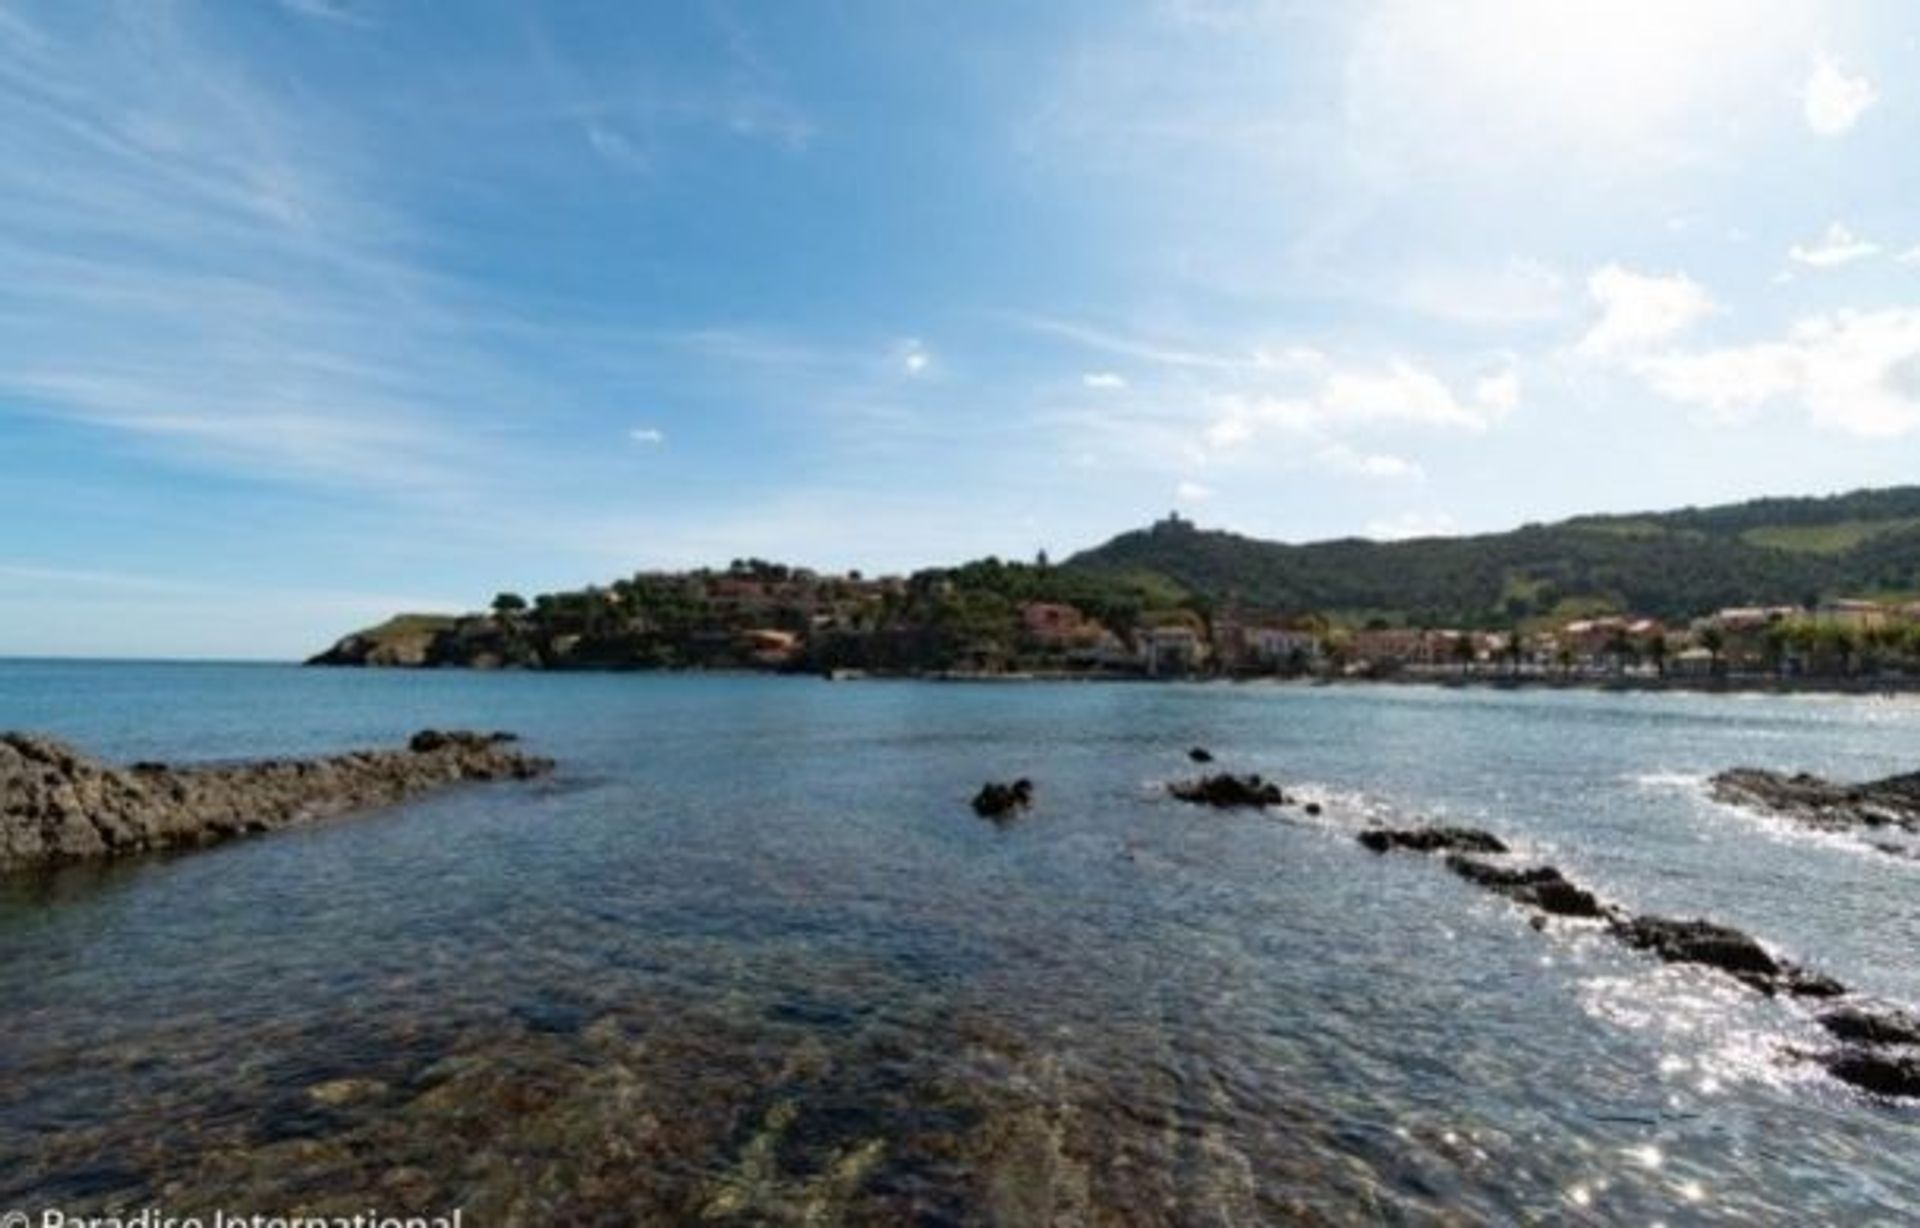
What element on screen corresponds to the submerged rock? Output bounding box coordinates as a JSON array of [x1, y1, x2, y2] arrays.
[[971, 779, 1033, 820], [1444, 857, 1610, 919], [0, 730, 554, 873], [1710, 766, 1920, 842], [1187, 747, 1214, 764], [1820, 1005, 1920, 1047], [1356, 826, 1508, 855], [1168, 773, 1286, 809]]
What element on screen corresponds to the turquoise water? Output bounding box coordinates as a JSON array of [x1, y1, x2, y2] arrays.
[[2, 661, 1918, 1221]]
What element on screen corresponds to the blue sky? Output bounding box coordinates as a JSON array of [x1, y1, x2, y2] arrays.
[[4, 1, 1920, 658]]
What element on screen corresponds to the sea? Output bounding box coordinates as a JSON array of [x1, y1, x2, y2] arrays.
[[2, 660, 1918, 1222]]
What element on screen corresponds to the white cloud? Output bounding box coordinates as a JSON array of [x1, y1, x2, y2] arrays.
[[1174, 479, 1214, 502], [1576, 264, 1715, 357], [899, 338, 931, 375], [628, 426, 666, 444], [1899, 246, 1920, 266], [1365, 511, 1458, 541], [1198, 358, 1516, 456], [1632, 308, 1920, 437], [1318, 360, 1513, 430], [1788, 222, 1879, 268], [1634, 345, 1802, 422], [1315, 443, 1423, 481], [1803, 54, 1876, 136], [1082, 371, 1127, 389]]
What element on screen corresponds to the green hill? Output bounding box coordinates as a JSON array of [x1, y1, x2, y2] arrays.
[[1063, 487, 1920, 629]]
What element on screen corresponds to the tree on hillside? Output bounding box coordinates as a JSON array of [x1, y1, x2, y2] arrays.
[[492, 592, 528, 616]]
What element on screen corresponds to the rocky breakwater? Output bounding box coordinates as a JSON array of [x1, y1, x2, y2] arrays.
[[0, 729, 553, 873], [1711, 765, 1920, 856]]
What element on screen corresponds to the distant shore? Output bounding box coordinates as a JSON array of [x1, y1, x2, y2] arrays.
[[857, 666, 1920, 696]]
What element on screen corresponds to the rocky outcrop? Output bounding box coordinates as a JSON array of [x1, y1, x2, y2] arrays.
[[1444, 857, 1610, 918], [1608, 916, 1842, 997], [970, 780, 1033, 821], [1710, 766, 1920, 841], [1169, 773, 1287, 809], [1348, 808, 1918, 1096], [1356, 825, 1508, 855], [1820, 1005, 1920, 1046], [0, 730, 553, 873], [1814, 1005, 1920, 1098], [308, 614, 546, 670], [1820, 1050, 1920, 1098]]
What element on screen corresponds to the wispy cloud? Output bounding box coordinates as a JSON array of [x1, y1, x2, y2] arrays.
[[275, 0, 375, 27], [0, 3, 523, 497], [1788, 221, 1879, 268], [1315, 443, 1423, 481]]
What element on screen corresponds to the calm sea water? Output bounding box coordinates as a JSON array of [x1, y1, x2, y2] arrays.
[[2, 661, 1918, 1222]]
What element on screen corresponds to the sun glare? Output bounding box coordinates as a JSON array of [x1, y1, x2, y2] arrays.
[[1354, 0, 1813, 151]]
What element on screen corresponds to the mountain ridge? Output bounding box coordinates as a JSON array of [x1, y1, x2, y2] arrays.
[[1063, 485, 1920, 627]]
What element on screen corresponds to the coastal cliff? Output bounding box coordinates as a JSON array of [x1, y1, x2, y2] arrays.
[[0, 729, 553, 872]]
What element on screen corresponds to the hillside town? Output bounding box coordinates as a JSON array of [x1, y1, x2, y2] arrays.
[[312, 556, 1920, 684]]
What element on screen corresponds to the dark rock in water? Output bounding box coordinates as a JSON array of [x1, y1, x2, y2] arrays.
[[1823, 1049, 1920, 1098], [0, 729, 554, 874], [1304, 802, 1322, 817], [1169, 773, 1286, 809], [1357, 826, 1508, 855], [1821, 1005, 1920, 1046], [1443, 857, 1609, 918], [410, 729, 515, 754], [1444, 858, 1558, 890], [1610, 915, 1784, 990], [971, 779, 1033, 820], [1187, 747, 1214, 763], [1711, 766, 1920, 844], [1783, 968, 1849, 999]]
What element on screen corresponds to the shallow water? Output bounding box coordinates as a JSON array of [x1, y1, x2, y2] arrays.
[[2, 662, 1918, 1222]]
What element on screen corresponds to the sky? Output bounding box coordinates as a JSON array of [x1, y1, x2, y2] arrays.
[[3, 0, 1920, 658]]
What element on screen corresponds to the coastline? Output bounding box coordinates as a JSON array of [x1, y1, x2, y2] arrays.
[[288, 654, 1920, 697]]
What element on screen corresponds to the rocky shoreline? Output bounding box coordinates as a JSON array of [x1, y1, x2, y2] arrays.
[[1150, 743, 1920, 1100], [1711, 764, 1920, 856], [0, 729, 553, 873]]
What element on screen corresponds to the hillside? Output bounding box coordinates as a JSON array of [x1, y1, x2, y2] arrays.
[[1063, 487, 1920, 628]]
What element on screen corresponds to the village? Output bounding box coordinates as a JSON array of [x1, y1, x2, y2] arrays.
[[376, 560, 1920, 684]]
